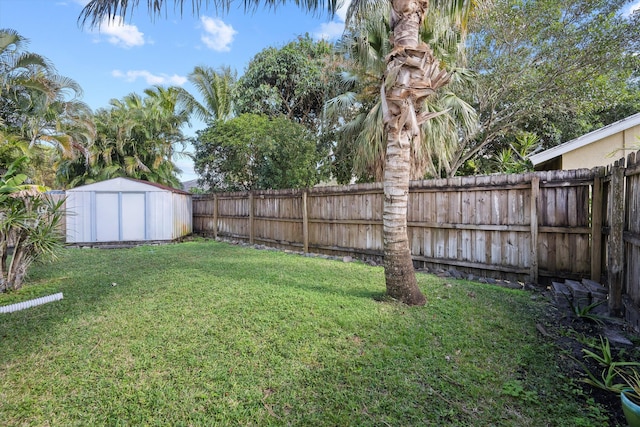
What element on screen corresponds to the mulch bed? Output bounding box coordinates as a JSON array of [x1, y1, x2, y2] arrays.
[[539, 296, 640, 426]]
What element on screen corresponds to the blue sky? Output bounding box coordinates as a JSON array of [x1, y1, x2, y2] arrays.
[[0, 0, 349, 181]]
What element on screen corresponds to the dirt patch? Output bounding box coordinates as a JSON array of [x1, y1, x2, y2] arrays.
[[538, 294, 640, 426]]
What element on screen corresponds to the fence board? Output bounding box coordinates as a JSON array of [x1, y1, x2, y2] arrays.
[[625, 152, 640, 306]]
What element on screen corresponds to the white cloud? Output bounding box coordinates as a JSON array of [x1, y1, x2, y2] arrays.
[[625, 1, 640, 16], [200, 16, 237, 52], [112, 70, 187, 86], [96, 16, 145, 48], [314, 21, 346, 41], [312, 0, 349, 41], [336, 0, 350, 22]]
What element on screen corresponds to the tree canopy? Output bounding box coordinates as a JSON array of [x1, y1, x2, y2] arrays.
[[451, 0, 640, 175], [56, 86, 190, 188], [235, 36, 338, 131], [233, 35, 343, 180], [194, 113, 322, 191]]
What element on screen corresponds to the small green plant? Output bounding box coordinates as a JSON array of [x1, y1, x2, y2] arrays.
[[579, 336, 640, 394], [618, 368, 640, 406], [573, 300, 606, 325], [582, 336, 615, 367], [0, 157, 65, 293], [501, 379, 539, 404], [562, 292, 606, 325]]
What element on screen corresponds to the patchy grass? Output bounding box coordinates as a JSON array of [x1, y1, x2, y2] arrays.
[[0, 240, 608, 426]]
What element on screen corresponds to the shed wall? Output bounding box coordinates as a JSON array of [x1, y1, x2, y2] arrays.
[[172, 193, 193, 239], [65, 191, 92, 243]]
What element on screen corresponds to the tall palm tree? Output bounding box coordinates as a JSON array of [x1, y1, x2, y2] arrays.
[[185, 65, 236, 123], [79, 0, 476, 305], [1, 29, 95, 183], [345, 0, 479, 304], [328, 4, 477, 182]]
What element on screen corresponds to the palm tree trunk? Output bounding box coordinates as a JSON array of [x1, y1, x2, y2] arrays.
[[382, 0, 450, 305]]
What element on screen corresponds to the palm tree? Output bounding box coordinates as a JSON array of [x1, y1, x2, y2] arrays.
[[185, 65, 236, 123], [329, 4, 477, 182], [1, 29, 95, 185], [79, 0, 475, 305], [58, 86, 189, 188], [0, 29, 54, 107], [20, 78, 93, 157], [334, 0, 479, 304]]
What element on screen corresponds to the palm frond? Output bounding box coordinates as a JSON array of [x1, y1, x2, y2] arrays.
[[79, 0, 338, 29]]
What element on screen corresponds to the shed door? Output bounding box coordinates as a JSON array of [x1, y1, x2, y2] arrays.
[[121, 193, 146, 240], [94, 192, 146, 242], [95, 193, 120, 242]]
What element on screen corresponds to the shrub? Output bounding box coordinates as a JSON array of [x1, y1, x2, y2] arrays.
[[0, 158, 64, 292]]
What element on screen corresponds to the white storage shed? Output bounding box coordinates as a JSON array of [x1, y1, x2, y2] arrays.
[[65, 177, 192, 243]]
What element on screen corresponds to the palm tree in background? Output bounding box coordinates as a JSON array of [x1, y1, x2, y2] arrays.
[[184, 65, 236, 124], [1, 28, 95, 184], [57, 86, 189, 188], [79, 0, 478, 305]]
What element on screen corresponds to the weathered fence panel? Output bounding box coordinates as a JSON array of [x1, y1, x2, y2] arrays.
[[406, 174, 536, 279], [625, 152, 640, 307], [214, 192, 251, 240], [254, 189, 304, 249], [607, 160, 626, 314], [307, 184, 383, 256], [537, 170, 593, 280]]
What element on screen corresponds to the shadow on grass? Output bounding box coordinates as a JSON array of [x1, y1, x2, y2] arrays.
[[212, 253, 390, 301], [0, 243, 391, 364]]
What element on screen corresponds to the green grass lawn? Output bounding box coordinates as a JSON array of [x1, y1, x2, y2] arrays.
[[0, 240, 608, 426]]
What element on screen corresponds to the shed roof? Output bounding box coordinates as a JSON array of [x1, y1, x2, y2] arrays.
[[528, 112, 640, 166], [67, 177, 191, 195]]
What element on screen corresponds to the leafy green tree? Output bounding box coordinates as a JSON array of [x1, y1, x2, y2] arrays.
[[235, 36, 339, 130], [452, 0, 640, 176], [194, 114, 320, 191], [234, 35, 343, 179]]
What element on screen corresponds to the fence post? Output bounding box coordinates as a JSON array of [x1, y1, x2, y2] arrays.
[[530, 176, 539, 283], [213, 194, 218, 239], [608, 162, 625, 315], [302, 191, 309, 253], [590, 173, 603, 282], [249, 191, 254, 245]]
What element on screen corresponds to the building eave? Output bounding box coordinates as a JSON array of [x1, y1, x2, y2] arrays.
[[529, 112, 640, 165]]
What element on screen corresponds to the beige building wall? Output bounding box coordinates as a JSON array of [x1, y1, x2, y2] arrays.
[[562, 124, 640, 170]]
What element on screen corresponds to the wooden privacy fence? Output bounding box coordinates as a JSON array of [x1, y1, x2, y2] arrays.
[[193, 150, 640, 315]]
